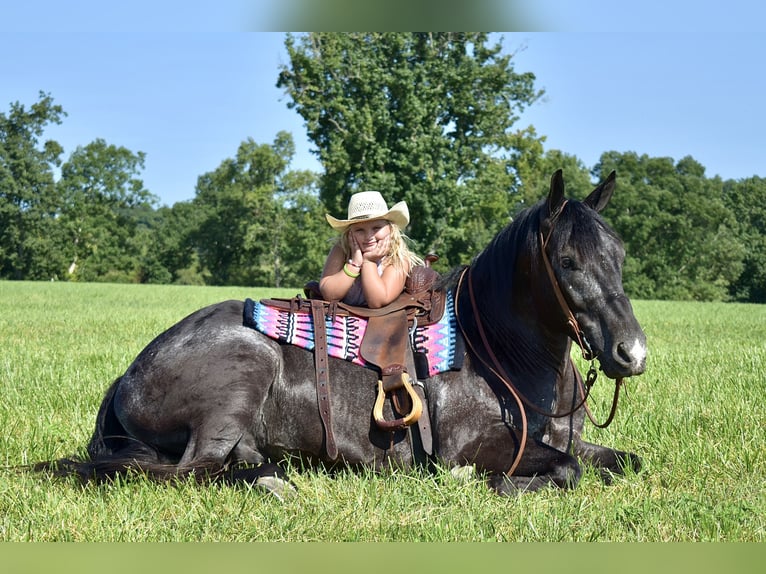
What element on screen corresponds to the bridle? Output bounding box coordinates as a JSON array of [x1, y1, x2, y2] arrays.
[[539, 203, 624, 430], [454, 202, 624, 477]]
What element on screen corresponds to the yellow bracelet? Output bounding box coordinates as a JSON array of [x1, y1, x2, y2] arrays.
[[342, 263, 360, 278]]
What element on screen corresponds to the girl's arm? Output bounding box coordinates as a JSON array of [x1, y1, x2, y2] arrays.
[[318, 238, 408, 308], [357, 234, 407, 308], [318, 243, 355, 301], [359, 261, 407, 308]]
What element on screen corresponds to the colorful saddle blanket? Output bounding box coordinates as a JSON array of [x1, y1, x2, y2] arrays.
[[243, 291, 464, 378]]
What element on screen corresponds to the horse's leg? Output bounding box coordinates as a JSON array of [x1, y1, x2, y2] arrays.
[[547, 409, 641, 482], [572, 439, 642, 482], [483, 438, 582, 495], [548, 366, 641, 483], [112, 300, 297, 495], [227, 433, 297, 498], [449, 443, 582, 495], [430, 365, 586, 494], [171, 420, 295, 498]]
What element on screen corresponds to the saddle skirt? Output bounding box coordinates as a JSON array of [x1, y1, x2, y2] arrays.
[[243, 290, 464, 378]]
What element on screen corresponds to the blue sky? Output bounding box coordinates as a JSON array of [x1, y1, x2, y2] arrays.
[[2, 2, 764, 206]]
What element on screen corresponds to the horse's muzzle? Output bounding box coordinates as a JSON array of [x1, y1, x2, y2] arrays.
[[600, 336, 647, 379]]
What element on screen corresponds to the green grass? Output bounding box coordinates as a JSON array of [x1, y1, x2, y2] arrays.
[[1, 281, 764, 541]]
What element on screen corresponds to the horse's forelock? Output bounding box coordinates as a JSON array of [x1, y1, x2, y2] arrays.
[[465, 199, 621, 305], [548, 200, 620, 260]]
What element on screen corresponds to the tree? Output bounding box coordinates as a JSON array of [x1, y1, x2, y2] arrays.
[[512, 143, 593, 206], [56, 138, 155, 282], [267, 169, 330, 288], [190, 132, 329, 287], [0, 92, 66, 279], [723, 176, 766, 302], [594, 153, 744, 301], [277, 33, 544, 268], [138, 201, 204, 285]]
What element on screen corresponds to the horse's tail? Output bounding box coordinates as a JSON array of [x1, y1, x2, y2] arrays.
[[85, 376, 124, 459], [34, 377, 189, 483]]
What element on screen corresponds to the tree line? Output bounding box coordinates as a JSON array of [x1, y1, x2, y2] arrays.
[[2, 33, 764, 302]]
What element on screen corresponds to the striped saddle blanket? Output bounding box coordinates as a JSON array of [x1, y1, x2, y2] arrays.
[[243, 291, 464, 378]]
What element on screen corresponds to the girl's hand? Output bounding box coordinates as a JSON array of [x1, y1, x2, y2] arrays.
[[349, 234, 364, 267], [363, 234, 390, 263]]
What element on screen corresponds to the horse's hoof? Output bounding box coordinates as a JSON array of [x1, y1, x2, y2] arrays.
[[256, 475, 297, 501], [624, 452, 642, 473], [450, 465, 476, 482]]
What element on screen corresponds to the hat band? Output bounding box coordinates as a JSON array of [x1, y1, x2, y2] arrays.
[[350, 213, 386, 221]]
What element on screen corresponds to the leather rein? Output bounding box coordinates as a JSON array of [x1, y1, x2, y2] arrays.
[[454, 202, 624, 477]]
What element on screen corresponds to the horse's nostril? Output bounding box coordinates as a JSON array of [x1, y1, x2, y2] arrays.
[[616, 342, 633, 364], [613, 339, 647, 375]]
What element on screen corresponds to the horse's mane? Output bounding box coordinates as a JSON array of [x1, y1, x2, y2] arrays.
[[436, 201, 539, 294], [470, 197, 621, 296], [468, 199, 542, 299], [442, 196, 621, 375]]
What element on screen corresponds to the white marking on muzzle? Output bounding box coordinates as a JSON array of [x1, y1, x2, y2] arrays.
[[628, 338, 647, 366]]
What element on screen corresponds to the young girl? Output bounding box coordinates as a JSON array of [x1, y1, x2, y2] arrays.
[[320, 191, 423, 308]]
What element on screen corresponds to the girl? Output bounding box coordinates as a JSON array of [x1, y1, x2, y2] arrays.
[[320, 191, 423, 308]]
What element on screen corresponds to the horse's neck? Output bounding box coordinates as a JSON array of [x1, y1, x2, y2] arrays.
[[455, 282, 569, 380]]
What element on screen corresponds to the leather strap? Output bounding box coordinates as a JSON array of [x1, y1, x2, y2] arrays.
[[311, 299, 338, 460], [364, 311, 424, 432], [539, 203, 594, 360], [405, 342, 432, 456], [411, 384, 432, 456]]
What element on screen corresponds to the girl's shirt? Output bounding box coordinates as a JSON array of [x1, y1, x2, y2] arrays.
[[342, 261, 384, 306]]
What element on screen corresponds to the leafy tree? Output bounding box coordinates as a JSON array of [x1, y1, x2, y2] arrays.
[[268, 169, 330, 288], [277, 32, 544, 268], [190, 132, 328, 287], [723, 176, 766, 302], [138, 201, 204, 285], [56, 138, 155, 282], [513, 144, 593, 207], [594, 153, 744, 301], [191, 136, 285, 286], [0, 92, 66, 279]]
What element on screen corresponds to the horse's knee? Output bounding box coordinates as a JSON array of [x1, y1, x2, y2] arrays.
[[231, 434, 266, 466], [574, 440, 642, 479], [548, 454, 581, 489], [487, 473, 541, 495], [486, 455, 581, 495]]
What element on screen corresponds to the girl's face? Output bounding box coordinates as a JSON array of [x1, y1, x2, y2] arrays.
[[348, 220, 391, 252]]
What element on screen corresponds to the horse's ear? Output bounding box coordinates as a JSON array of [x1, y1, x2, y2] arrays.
[[584, 170, 616, 213], [547, 169, 566, 216]]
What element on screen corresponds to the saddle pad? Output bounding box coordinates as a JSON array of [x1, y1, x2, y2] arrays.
[[243, 291, 463, 378]]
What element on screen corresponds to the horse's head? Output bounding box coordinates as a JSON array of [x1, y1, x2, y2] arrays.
[[541, 170, 647, 379]]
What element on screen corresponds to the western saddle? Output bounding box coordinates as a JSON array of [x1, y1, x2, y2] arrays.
[[259, 256, 444, 461]]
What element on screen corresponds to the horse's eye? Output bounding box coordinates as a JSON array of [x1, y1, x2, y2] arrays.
[[561, 257, 574, 269]]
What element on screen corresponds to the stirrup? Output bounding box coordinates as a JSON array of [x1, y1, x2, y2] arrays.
[[372, 374, 423, 431]]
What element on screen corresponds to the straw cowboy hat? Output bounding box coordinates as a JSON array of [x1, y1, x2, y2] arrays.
[[325, 191, 410, 231]]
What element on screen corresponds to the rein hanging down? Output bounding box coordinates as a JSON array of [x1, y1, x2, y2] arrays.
[[454, 207, 625, 477]]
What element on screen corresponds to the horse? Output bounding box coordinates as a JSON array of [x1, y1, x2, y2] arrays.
[[38, 170, 646, 495]]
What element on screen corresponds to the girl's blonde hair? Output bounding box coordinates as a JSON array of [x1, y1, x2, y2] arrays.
[[338, 221, 423, 274]]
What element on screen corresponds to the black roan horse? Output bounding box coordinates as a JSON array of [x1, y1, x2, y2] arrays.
[[39, 170, 647, 495]]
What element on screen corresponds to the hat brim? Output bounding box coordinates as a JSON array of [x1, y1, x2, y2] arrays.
[[325, 201, 410, 231]]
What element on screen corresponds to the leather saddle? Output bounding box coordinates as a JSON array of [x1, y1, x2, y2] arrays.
[[260, 258, 443, 460]]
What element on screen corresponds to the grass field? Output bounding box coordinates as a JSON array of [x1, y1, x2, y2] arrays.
[[1, 280, 764, 542]]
